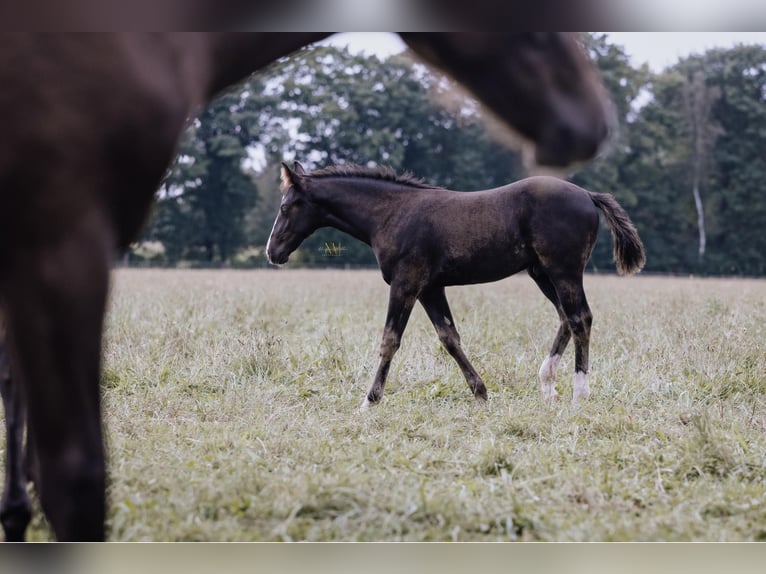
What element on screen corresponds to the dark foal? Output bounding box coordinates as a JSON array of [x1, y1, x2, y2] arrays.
[[0, 32, 610, 541], [267, 163, 645, 409]]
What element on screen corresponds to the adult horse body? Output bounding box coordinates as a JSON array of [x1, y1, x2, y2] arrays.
[[0, 32, 611, 541], [267, 163, 645, 408]]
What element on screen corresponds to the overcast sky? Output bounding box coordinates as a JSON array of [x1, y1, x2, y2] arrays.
[[327, 32, 766, 72]]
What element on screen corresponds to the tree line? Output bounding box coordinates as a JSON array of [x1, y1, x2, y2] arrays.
[[135, 35, 766, 276]]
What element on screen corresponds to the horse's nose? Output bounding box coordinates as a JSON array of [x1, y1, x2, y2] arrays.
[[266, 237, 277, 265], [536, 91, 613, 167], [266, 241, 288, 266]]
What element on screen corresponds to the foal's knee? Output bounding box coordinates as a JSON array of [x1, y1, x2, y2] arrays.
[[436, 327, 460, 353], [581, 308, 593, 330], [379, 332, 401, 358], [567, 309, 592, 337]]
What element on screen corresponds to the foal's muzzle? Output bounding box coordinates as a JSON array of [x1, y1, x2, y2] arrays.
[[266, 241, 289, 265], [268, 251, 289, 265]]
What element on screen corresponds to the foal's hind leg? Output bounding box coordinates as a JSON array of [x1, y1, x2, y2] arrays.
[[0, 343, 31, 541], [419, 286, 487, 401], [360, 281, 419, 411], [528, 267, 571, 400], [550, 274, 592, 404]]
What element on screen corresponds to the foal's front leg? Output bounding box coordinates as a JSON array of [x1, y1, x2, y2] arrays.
[[360, 282, 419, 411], [419, 286, 487, 401]]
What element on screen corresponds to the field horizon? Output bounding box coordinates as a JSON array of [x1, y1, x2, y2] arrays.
[[8, 268, 766, 541]]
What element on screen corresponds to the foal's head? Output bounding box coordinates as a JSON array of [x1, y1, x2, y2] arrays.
[[266, 162, 323, 265]]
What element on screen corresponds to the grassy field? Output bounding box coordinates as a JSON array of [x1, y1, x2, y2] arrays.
[[13, 268, 766, 541]]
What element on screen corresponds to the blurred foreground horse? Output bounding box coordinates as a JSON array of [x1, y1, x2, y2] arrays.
[[0, 31, 611, 541]]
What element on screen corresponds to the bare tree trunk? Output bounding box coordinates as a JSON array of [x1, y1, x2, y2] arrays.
[[692, 178, 706, 259], [682, 70, 721, 265]]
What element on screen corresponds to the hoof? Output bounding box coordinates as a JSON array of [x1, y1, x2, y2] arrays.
[[572, 391, 590, 406], [357, 396, 373, 413], [542, 388, 560, 402], [572, 372, 590, 405]]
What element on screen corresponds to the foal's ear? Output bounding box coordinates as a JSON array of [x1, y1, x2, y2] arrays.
[[293, 161, 306, 176], [280, 162, 305, 194]]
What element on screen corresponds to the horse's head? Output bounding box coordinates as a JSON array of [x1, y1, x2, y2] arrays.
[[401, 33, 613, 167], [266, 162, 322, 265]]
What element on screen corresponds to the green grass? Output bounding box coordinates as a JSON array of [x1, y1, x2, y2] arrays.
[[10, 269, 766, 540]]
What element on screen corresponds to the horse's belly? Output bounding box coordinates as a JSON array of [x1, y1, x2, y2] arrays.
[[438, 253, 527, 286]]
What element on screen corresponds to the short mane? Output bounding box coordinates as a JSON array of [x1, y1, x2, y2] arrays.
[[308, 164, 443, 190]]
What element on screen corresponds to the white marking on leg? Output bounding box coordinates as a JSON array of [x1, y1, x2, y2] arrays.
[[538, 354, 561, 400], [444, 316, 451, 326], [573, 371, 590, 404], [358, 396, 371, 413]]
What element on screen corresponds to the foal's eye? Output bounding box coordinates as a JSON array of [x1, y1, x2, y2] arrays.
[[280, 204, 289, 214]]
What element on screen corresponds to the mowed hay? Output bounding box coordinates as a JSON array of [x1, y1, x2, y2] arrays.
[[7, 269, 766, 540]]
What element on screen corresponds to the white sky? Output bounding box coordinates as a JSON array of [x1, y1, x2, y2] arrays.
[[607, 32, 766, 70], [327, 32, 766, 72]]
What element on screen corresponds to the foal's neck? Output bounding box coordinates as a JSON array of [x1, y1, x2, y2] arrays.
[[312, 178, 411, 246]]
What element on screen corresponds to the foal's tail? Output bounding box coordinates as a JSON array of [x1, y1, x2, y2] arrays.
[[589, 192, 646, 276]]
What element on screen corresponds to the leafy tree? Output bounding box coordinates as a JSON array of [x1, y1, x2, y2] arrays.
[[702, 45, 766, 275], [144, 84, 269, 263], [623, 45, 766, 275], [620, 70, 699, 272], [572, 34, 651, 272], [681, 67, 722, 262]]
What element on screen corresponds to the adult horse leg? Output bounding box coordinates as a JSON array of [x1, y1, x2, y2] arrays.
[[0, 343, 31, 541], [418, 286, 487, 401], [528, 266, 571, 401], [360, 281, 420, 411], [2, 212, 113, 541], [548, 272, 592, 404]]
